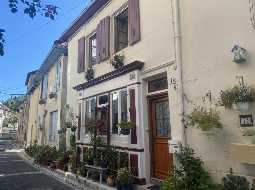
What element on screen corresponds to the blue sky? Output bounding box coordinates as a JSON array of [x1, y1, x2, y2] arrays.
[[0, 0, 91, 101]]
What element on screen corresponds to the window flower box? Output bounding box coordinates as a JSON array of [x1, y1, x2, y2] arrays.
[[39, 99, 46, 105], [49, 92, 56, 99]]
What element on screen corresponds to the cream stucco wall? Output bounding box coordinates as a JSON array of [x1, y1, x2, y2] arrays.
[[180, 0, 255, 180], [27, 86, 40, 146]]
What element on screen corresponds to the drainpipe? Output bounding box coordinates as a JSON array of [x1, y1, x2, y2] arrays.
[[171, 0, 186, 146]]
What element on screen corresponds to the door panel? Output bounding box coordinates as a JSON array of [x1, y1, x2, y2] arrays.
[[150, 97, 173, 180]]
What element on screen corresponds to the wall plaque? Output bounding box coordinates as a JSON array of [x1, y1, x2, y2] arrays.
[[239, 115, 254, 127]]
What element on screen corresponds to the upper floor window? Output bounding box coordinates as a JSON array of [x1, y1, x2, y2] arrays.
[[89, 33, 97, 66], [115, 8, 128, 52], [55, 62, 61, 91], [41, 74, 48, 100]]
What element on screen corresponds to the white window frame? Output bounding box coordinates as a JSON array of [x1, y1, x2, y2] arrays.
[[110, 89, 128, 135], [83, 97, 96, 135], [97, 93, 109, 108]]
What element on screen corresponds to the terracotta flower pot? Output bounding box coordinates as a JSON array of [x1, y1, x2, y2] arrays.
[[107, 176, 115, 186]]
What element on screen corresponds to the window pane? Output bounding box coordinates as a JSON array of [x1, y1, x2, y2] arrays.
[[155, 101, 170, 137], [89, 34, 97, 65], [98, 95, 108, 106], [148, 77, 168, 93], [91, 98, 96, 119], [120, 90, 127, 122], [112, 93, 118, 134], [49, 111, 58, 141], [115, 8, 128, 52]]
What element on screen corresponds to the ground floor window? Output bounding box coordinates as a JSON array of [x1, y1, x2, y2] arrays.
[[49, 111, 58, 142], [111, 89, 128, 134]]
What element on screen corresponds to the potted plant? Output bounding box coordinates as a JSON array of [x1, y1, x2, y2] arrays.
[[112, 54, 125, 69], [107, 175, 116, 186], [39, 99, 46, 105], [117, 167, 134, 190], [65, 122, 72, 129], [118, 121, 135, 135], [49, 92, 56, 99], [220, 83, 255, 112], [187, 106, 223, 132], [85, 67, 94, 81]]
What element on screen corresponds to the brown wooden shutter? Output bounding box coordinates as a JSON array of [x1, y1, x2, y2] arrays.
[[97, 16, 110, 62], [96, 22, 102, 63], [77, 37, 86, 73], [78, 103, 81, 140], [130, 154, 139, 176], [129, 0, 141, 45], [129, 89, 137, 144], [101, 16, 110, 61]]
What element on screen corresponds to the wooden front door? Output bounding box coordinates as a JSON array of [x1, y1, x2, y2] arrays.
[[150, 96, 173, 180]]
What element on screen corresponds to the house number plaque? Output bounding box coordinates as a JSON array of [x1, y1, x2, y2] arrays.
[[239, 115, 254, 127]]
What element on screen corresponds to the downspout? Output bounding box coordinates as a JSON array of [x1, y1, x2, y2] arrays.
[[171, 0, 186, 146]]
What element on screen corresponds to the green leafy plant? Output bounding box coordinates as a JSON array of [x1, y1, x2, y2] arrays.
[[220, 83, 255, 108], [117, 167, 133, 185], [85, 66, 94, 81], [187, 106, 223, 131], [161, 147, 219, 190], [112, 54, 125, 69], [222, 168, 250, 190], [118, 121, 135, 129]]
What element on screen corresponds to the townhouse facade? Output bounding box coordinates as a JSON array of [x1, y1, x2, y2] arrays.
[[56, 0, 181, 183], [26, 44, 68, 150], [22, 0, 255, 186]]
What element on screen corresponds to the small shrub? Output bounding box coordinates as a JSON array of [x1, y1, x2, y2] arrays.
[[25, 144, 40, 157], [117, 167, 133, 185], [222, 168, 250, 190], [34, 145, 58, 165], [161, 147, 219, 190], [187, 106, 223, 131]]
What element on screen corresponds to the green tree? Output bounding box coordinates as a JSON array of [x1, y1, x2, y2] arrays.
[[2, 95, 26, 112], [0, 0, 58, 56]]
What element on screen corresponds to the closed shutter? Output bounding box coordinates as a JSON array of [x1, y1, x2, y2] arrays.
[[128, 0, 141, 45], [78, 37, 86, 73], [129, 89, 137, 144]]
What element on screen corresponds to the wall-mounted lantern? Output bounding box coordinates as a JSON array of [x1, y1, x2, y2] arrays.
[[231, 45, 247, 64]]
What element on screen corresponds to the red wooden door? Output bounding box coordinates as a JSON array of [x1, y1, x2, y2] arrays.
[[150, 96, 173, 180]]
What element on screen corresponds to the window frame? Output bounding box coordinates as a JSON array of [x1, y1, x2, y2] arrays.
[[114, 7, 129, 53], [49, 110, 58, 142], [110, 89, 128, 135], [88, 32, 97, 66], [40, 74, 48, 100], [83, 97, 97, 135]]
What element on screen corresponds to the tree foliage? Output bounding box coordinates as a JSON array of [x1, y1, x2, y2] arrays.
[[2, 95, 26, 113], [1, 0, 58, 56]]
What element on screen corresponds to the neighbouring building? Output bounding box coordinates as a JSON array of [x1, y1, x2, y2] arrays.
[[178, 0, 255, 182], [16, 99, 29, 147], [26, 44, 68, 150], [0, 104, 13, 139], [56, 0, 179, 183]]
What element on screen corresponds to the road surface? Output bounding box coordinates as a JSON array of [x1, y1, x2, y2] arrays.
[[0, 151, 74, 190]]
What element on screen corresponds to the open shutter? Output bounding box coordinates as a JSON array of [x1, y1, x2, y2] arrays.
[[96, 22, 102, 63], [97, 16, 110, 63], [101, 16, 110, 61], [129, 89, 137, 144], [77, 37, 86, 73], [129, 0, 141, 45]]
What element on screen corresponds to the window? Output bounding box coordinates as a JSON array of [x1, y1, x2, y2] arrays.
[[49, 111, 58, 142], [98, 94, 108, 107], [84, 98, 96, 134], [89, 33, 97, 65], [148, 77, 168, 93], [112, 92, 119, 134], [115, 8, 128, 52], [55, 62, 61, 91], [111, 89, 128, 134], [41, 74, 48, 100]]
